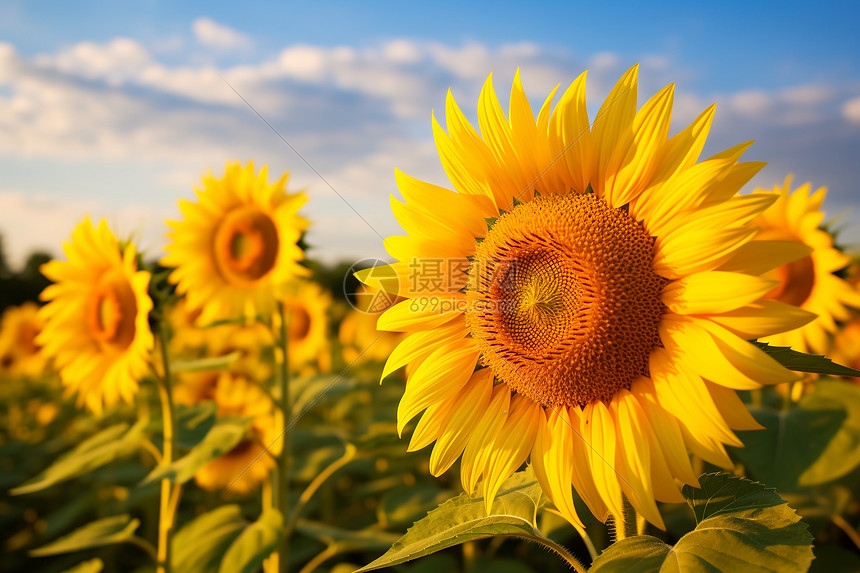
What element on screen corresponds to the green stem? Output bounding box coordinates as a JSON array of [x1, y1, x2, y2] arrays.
[[612, 496, 637, 541], [277, 301, 292, 573], [285, 444, 356, 535], [520, 534, 587, 573], [156, 327, 179, 573], [637, 513, 647, 536], [129, 535, 158, 562]]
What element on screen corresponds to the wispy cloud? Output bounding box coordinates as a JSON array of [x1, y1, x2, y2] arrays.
[[1, 29, 859, 265], [192, 17, 252, 52]]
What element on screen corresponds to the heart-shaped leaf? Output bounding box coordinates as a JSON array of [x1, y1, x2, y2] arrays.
[[590, 473, 813, 573], [357, 466, 567, 572]]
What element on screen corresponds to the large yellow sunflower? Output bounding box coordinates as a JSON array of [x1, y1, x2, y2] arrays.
[[194, 374, 283, 495], [752, 175, 860, 353], [163, 161, 310, 324], [359, 66, 816, 529], [37, 218, 154, 414], [0, 302, 47, 378]]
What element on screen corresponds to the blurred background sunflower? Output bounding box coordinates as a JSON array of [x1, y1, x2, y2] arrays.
[[0, 302, 47, 379], [163, 161, 309, 324], [36, 218, 153, 414], [754, 175, 860, 353]]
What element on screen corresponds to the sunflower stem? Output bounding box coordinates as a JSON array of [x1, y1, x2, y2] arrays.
[[276, 301, 292, 573], [612, 496, 638, 541], [156, 327, 179, 573]]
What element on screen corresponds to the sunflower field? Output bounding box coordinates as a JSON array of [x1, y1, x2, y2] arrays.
[[4, 65, 860, 573]]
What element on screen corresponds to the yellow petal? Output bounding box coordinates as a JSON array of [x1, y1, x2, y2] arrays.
[[706, 381, 763, 431], [381, 317, 467, 380], [408, 399, 454, 452], [581, 400, 624, 519], [649, 346, 743, 447], [550, 71, 592, 194], [461, 384, 510, 494], [717, 240, 812, 276], [591, 64, 638, 199], [653, 226, 756, 280], [531, 407, 584, 528], [429, 368, 494, 476], [397, 340, 480, 435], [482, 395, 542, 513], [694, 316, 800, 386], [662, 271, 777, 315], [708, 300, 816, 340], [610, 391, 664, 529], [566, 406, 610, 521], [377, 298, 462, 332], [604, 84, 674, 208]]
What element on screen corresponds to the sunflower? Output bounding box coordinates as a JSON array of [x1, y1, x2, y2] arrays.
[[194, 374, 283, 494], [358, 66, 816, 529], [0, 302, 47, 378], [751, 176, 860, 353], [163, 161, 310, 325], [276, 280, 331, 374], [833, 315, 860, 374], [37, 218, 153, 414]]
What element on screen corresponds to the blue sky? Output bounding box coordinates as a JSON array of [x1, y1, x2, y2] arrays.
[[1, 0, 859, 267]]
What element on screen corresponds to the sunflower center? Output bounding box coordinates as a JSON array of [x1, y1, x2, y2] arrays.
[[18, 323, 40, 355], [214, 207, 280, 284], [465, 193, 668, 407], [288, 305, 312, 341], [766, 255, 815, 307], [87, 270, 138, 349]]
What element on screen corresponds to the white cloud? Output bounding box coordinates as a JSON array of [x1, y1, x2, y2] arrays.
[[0, 191, 167, 269], [2, 30, 860, 265], [192, 17, 252, 51], [730, 90, 773, 117], [843, 96, 860, 123], [35, 38, 150, 85]]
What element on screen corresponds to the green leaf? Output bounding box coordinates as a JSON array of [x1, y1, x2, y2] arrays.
[[172, 351, 241, 373], [357, 466, 560, 572], [732, 380, 860, 490], [59, 559, 104, 573], [12, 420, 147, 495], [753, 341, 860, 376], [590, 473, 813, 573], [377, 483, 451, 528], [218, 508, 283, 573], [172, 505, 248, 572], [174, 401, 218, 449], [290, 427, 347, 482], [141, 416, 251, 486], [797, 380, 860, 485], [30, 515, 140, 557], [485, 216, 498, 230]]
